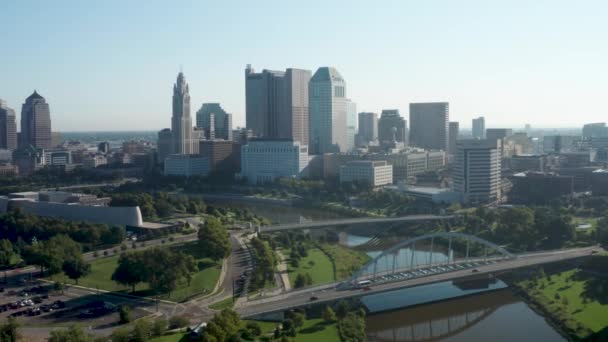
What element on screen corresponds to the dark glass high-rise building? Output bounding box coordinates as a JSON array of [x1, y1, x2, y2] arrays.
[[0, 99, 17, 151], [409, 102, 449, 151], [378, 109, 407, 145], [245, 65, 311, 145], [358, 112, 378, 146], [172, 72, 193, 154], [196, 103, 233, 140], [20, 91, 52, 149]]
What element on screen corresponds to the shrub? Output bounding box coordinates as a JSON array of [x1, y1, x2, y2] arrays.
[[152, 318, 167, 337], [118, 305, 132, 324]]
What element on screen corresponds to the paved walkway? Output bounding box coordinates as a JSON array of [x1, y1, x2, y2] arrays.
[[276, 250, 291, 291]]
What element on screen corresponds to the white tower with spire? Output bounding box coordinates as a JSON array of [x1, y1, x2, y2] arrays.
[[171, 72, 193, 154]]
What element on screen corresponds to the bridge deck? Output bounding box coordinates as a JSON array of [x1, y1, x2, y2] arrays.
[[238, 247, 597, 318], [261, 214, 454, 232]]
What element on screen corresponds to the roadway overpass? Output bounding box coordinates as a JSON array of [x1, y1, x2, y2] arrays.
[[238, 246, 598, 318], [259, 214, 455, 232]]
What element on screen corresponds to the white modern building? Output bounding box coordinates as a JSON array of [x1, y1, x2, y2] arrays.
[[309, 67, 348, 154], [164, 154, 210, 177], [453, 139, 501, 204], [340, 160, 393, 187], [346, 99, 357, 152], [240, 140, 309, 184]]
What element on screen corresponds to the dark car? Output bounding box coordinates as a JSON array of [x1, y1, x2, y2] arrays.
[[309, 296, 319, 301], [472, 269, 479, 273], [51, 300, 66, 309]]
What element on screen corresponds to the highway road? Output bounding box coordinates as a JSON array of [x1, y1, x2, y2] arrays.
[[238, 246, 600, 318], [261, 214, 455, 232]]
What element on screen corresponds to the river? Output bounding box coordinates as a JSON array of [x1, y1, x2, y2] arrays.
[[207, 199, 565, 341]]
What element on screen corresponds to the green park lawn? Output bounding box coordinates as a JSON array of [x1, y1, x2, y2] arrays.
[[518, 268, 608, 338], [150, 318, 338, 342], [49, 242, 221, 302], [209, 296, 236, 310], [150, 333, 188, 342], [286, 248, 335, 286], [247, 318, 339, 342], [318, 243, 371, 280]]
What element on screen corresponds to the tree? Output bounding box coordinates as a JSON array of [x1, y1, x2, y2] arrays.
[[48, 325, 93, 342], [0, 317, 20, 342], [62, 257, 91, 284], [597, 218, 608, 246], [110, 327, 131, 342], [132, 318, 152, 342], [246, 322, 262, 337], [291, 312, 305, 329], [118, 305, 132, 324], [282, 319, 296, 337], [294, 274, 307, 288], [0, 239, 16, 280], [22, 234, 82, 275], [322, 306, 337, 323], [152, 318, 167, 337], [198, 217, 230, 261], [112, 253, 146, 292]]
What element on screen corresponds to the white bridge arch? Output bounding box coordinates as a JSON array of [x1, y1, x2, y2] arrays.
[[342, 231, 516, 288]]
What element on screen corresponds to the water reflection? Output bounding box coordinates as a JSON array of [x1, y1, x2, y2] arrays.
[[366, 290, 566, 342]]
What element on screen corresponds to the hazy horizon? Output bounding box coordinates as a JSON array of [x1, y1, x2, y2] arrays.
[[2, 1, 607, 131]]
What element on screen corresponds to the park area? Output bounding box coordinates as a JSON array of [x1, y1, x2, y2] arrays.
[[516, 255, 608, 340], [150, 318, 339, 342], [49, 242, 221, 302]]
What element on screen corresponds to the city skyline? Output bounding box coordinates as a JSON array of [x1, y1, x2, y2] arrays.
[[2, 1, 608, 131]]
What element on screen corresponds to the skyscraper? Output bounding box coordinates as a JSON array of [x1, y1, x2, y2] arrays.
[[357, 112, 378, 146], [378, 109, 407, 145], [472, 117, 485, 139], [409, 102, 449, 151], [0, 99, 17, 151], [157, 128, 173, 163], [453, 139, 501, 204], [346, 99, 357, 151], [20, 91, 52, 149], [171, 72, 193, 154], [448, 121, 459, 155], [196, 103, 233, 141], [245, 65, 311, 144], [309, 67, 347, 154]]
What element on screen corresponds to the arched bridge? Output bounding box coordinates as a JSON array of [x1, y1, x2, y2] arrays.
[[238, 231, 599, 318], [342, 231, 515, 289]]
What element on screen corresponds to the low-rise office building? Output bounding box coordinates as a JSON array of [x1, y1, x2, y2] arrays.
[[240, 140, 309, 184], [591, 169, 608, 196], [509, 172, 573, 204], [340, 160, 393, 187], [164, 154, 210, 177], [510, 154, 546, 172]]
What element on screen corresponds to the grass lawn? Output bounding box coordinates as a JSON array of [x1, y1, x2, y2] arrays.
[[286, 248, 335, 286], [318, 243, 371, 280], [246, 318, 339, 342], [150, 333, 188, 342], [209, 296, 236, 310], [49, 242, 221, 302], [517, 268, 608, 338]]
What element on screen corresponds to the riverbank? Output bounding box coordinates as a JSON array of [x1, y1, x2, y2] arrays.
[[507, 256, 608, 341]]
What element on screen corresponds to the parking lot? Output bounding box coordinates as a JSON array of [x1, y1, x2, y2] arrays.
[[0, 274, 151, 331]]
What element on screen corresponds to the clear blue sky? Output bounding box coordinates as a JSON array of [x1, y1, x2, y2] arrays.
[[2, 0, 607, 131]]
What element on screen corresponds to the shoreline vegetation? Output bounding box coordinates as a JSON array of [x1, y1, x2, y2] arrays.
[[507, 254, 608, 341]]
